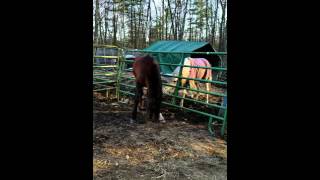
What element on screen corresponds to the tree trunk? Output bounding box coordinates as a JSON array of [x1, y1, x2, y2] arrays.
[[99, 18, 103, 44], [165, 7, 168, 39], [212, 0, 218, 47], [146, 0, 151, 45], [94, 0, 100, 44], [130, 1, 134, 48], [122, 0, 125, 47], [104, 1, 109, 44], [152, 0, 159, 40], [188, 0, 192, 41], [179, 0, 189, 40], [205, 0, 208, 41], [167, 0, 175, 40], [134, 10, 137, 48], [112, 3, 117, 45], [138, 3, 143, 48], [219, 0, 226, 51]]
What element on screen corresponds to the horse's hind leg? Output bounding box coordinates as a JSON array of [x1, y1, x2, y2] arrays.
[[132, 83, 143, 122], [189, 80, 199, 100], [139, 88, 147, 110], [147, 100, 153, 121], [152, 103, 160, 122], [147, 95, 158, 123], [179, 79, 187, 107], [206, 82, 211, 104]]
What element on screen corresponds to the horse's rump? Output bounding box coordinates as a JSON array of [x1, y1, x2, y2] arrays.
[[188, 58, 212, 80], [133, 55, 161, 88]]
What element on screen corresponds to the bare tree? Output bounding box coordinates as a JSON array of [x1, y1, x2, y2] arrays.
[[146, 0, 152, 45], [178, 0, 189, 40], [92, 0, 227, 51], [94, 0, 100, 44], [104, 0, 110, 44], [112, 1, 117, 45], [219, 0, 226, 51], [212, 0, 218, 47], [205, 0, 208, 41]]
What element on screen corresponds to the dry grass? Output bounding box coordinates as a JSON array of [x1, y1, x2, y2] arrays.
[[93, 95, 227, 180]]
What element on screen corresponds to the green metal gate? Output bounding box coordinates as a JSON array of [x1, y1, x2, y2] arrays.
[[93, 45, 124, 99], [117, 50, 227, 137]]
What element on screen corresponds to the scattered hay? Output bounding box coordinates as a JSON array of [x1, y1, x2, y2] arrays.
[[93, 94, 227, 180]]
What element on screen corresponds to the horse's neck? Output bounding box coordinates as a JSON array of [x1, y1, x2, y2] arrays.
[[184, 58, 191, 66]]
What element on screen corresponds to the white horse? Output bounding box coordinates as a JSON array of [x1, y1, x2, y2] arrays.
[[164, 57, 213, 107]]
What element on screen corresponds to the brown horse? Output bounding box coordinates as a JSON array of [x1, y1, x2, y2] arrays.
[[131, 55, 164, 123], [166, 57, 213, 107]]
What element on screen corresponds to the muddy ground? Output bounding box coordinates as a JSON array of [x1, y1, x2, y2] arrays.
[[93, 93, 227, 180]]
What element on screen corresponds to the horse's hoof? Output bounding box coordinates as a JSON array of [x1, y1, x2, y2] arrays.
[[159, 113, 166, 123], [160, 119, 166, 123], [129, 118, 135, 124]]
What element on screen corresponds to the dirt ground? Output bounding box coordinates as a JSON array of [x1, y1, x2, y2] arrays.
[[93, 93, 227, 180]]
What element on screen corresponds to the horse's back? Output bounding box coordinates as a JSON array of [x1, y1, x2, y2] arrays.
[[189, 58, 210, 67]]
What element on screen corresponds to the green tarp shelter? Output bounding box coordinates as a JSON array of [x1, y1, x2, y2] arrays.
[[143, 40, 221, 75]]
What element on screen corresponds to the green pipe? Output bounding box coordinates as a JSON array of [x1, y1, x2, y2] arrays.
[[119, 76, 135, 80], [162, 74, 227, 85], [94, 76, 115, 79], [118, 84, 226, 108], [208, 117, 215, 136], [94, 81, 116, 84], [93, 86, 116, 90], [161, 102, 225, 121], [93, 73, 117, 76], [116, 49, 124, 101], [93, 44, 118, 48], [157, 62, 227, 71], [118, 89, 225, 122], [93, 81, 110, 85], [221, 109, 227, 136], [93, 65, 117, 68], [119, 83, 135, 88], [93, 56, 119, 59], [126, 50, 227, 55], [93, 81, 116, 85], [163, 83, 226, 97], [118, 78, 226, 96], [123, 69, 133, 72], [120, 60, 227, 71], [93, 88, 115, 92], [119, 90, 135, 96], [94, 73, 115, 75], [122, 60, 134, 63], [94, 77, 116, 80], [164, 93, 226, 110], [93, 80, 116, 84]]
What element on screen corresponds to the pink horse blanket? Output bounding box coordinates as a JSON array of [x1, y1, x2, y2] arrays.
[[188, 58, 212, 80]]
